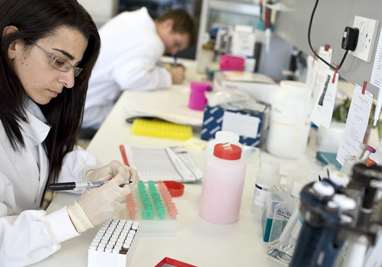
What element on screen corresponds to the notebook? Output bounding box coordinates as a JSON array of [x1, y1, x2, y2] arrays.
[[123, 89, 204, 127], [124, 145, 202, 183]]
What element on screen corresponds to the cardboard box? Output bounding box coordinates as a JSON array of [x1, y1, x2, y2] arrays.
[[200, 102, 269, 147]]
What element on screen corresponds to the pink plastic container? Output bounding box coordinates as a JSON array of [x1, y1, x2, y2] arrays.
[[188, 81, 210, 111], [219, 55, 245, 71], [199, 143, 246, 224]]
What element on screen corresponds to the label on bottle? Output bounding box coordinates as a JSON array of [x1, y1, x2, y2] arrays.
[[253, 184, 270, 207]]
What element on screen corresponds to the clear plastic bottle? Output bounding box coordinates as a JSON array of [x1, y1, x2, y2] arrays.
[[253, 153, 281, 210], [199, 143, 246, 224]]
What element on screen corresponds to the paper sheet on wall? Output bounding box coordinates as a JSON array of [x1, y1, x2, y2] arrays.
[[306, 56, 315, 89], [310, 70, 338, 128], [310, 64, 329, 110], [309, 47, 333, 102], [336, 84, 373, 165], [370, 29, 382, 126]]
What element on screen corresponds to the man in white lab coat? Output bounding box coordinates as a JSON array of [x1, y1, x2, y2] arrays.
[[82, 8, 195, 132]]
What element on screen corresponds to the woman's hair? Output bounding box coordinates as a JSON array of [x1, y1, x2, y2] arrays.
[[0, 0, 100, 183]]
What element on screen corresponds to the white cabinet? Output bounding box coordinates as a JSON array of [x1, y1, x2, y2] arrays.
[[196, 0, 260, 61]]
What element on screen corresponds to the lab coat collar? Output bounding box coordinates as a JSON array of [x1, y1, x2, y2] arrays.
[[140, 7, 158, 35], [21, 99, 51, 146]]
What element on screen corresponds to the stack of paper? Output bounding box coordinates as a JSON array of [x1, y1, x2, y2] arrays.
[[123, 88, 203, 127], [124, 145, 202, 183]]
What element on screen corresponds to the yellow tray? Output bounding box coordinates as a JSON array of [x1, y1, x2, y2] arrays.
[[131, 119, 192, 140]]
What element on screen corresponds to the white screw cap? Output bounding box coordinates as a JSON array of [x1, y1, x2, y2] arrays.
[[332, 194, 356, 211], [329, 172, 350, 187], [313, 182, 335, 197]]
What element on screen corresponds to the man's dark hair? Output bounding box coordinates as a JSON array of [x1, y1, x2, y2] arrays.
[[157, 9, 196, 44]]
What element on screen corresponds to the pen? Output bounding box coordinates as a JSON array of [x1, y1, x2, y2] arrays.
[[47, 179, 133, 191], [47, 180, 105, 191], [119, 144, 130, 166], [173, 54, 177, 66]]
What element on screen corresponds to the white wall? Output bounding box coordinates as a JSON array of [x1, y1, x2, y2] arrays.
[[78, 0, 118, 26], [276, 0, 382, 85]]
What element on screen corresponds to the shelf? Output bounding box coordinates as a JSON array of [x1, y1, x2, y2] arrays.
[[209, 0, 260, 17]]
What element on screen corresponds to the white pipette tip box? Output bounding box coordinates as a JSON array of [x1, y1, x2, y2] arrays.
[[88, 219, 139, 267]]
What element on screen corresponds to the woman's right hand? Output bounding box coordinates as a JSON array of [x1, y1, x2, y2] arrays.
[[67, 169, 137, 232], [85, 160, 138, 183]]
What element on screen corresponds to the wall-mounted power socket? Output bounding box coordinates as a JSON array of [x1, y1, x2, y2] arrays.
[[351, 16, 379, 62]]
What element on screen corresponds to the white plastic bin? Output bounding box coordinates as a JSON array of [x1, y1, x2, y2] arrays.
[[266, 81, 313, 159]]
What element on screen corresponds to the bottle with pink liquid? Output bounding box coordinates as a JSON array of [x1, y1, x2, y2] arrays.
[[199, 143, 246, 224]]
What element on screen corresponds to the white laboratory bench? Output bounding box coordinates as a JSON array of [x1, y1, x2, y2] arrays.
[[33, 61, 320, 267]]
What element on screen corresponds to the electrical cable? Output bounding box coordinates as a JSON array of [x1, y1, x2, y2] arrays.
[[308, 0, 349, 71]]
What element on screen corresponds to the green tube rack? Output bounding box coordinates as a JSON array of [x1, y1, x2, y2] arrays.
[[137, 181, 167, 220]]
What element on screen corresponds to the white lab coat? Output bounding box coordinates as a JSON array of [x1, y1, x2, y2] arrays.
[[83, 8, 172, 128], [0, 100, 97, 266]]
